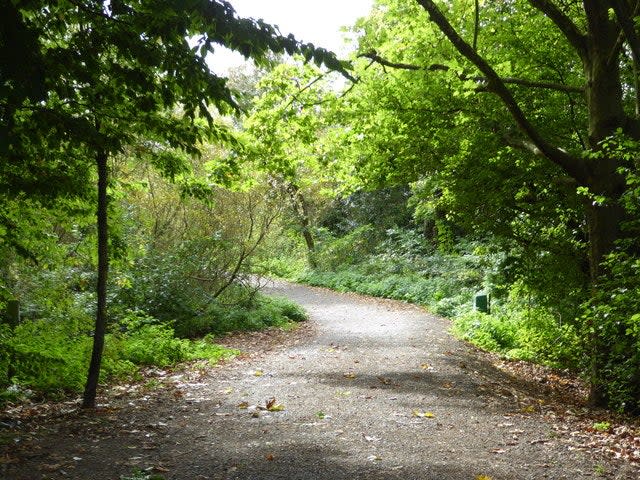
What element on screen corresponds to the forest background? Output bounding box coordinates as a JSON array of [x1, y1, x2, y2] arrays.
[[2, 0, 640, 415]]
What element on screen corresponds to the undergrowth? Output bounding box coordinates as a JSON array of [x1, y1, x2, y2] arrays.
[[0, 291, 305, 402]]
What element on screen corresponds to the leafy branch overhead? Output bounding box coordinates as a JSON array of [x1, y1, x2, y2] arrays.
[[358, 51, 585, 94]]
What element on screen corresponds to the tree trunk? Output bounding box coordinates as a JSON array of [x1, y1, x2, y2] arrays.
[[82, 149, 109, 408], [581, 17, 628, 405], [287, 184, 316, 267]]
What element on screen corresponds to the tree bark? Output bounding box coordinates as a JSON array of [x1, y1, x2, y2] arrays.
[[582, 2, 627, 282], [82, 148, 109, 408]]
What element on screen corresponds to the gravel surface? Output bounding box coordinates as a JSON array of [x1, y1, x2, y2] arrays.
[[3, 280, 639, 479]]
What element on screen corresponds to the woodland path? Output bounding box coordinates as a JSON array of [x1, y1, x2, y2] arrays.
[[3, 280, 639, 479]]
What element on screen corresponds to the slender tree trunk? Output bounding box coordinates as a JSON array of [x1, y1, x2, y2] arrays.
[[287, 184, 316, 267], [82, 149, 109, 408]]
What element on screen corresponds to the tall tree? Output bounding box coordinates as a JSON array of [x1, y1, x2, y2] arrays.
[[411, 0, 639, 407], [340, 0, 640, 407], [1, 0, 347, 407], [414, 0, 630, 285]]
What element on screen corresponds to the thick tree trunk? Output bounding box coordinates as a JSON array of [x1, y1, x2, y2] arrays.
[[82, 149, 109, 408], [581, 18, 628, 405]]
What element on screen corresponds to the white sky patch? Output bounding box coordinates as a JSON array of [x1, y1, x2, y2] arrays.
[[208, 0, 373, 75]]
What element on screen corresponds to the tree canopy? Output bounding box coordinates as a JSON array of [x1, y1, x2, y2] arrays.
[[318, 0, 640, 410]]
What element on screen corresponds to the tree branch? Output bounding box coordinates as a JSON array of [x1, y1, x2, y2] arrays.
[[415, 0, 589, 184], [358, 51, 585, 94], [359, 51, 423, 71], [480, 76, 585, 94], [473, 0, 480, 51], [527, 0, 588, 60], [610, 0, 640, 66]]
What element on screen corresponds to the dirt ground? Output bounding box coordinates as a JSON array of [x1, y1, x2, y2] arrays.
[[2, 280, 639, 479]]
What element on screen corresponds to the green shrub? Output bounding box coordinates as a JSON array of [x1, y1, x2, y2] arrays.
[[170, 293, 308, 337], [451, 307, 580, 369], [0, 308, 241, 400], [314, 225, 378, 270], [116, 324, 188, 366], [2, 316, 93, 394], [265, 295, 308, 322], [452, 311, 517, 352]]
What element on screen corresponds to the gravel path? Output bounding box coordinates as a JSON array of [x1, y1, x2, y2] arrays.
[[3, 280, 638, 479]]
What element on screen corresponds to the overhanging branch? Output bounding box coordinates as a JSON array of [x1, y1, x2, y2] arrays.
[[415, 0, 589, 184], [359, 51, 585, 94], [528, 0, 588, 60], [610, 0, 640, 66]]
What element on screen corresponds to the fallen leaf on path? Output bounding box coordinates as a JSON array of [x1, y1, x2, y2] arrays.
[[258, 397, 284, 412], [343, 372, 357, 379], [237, 401, 249, 409], [265, 454, 275, 461], [335, 390, 352, 397], [412, 409, 435, 418], [420, 363, 432, 370], [253, 370, 264, 377], [530, 439, 550, 444], [490, 448, 506, 454], [476, 476, 493, 480]]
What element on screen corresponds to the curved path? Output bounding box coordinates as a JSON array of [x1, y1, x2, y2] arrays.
[[4, 281, 637, 479]]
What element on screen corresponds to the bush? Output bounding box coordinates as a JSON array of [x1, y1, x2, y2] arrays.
[[116, 324, 188, 366], [265, 295, 308, 322], [452, 311, 517, 352], [211, 294, 308, 333], [0, 308, 242, 400], [1, 315, 93, 394], [579, 247, 640, 413], [451, 307, 580, 369], [314, 225, 378, 270]]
